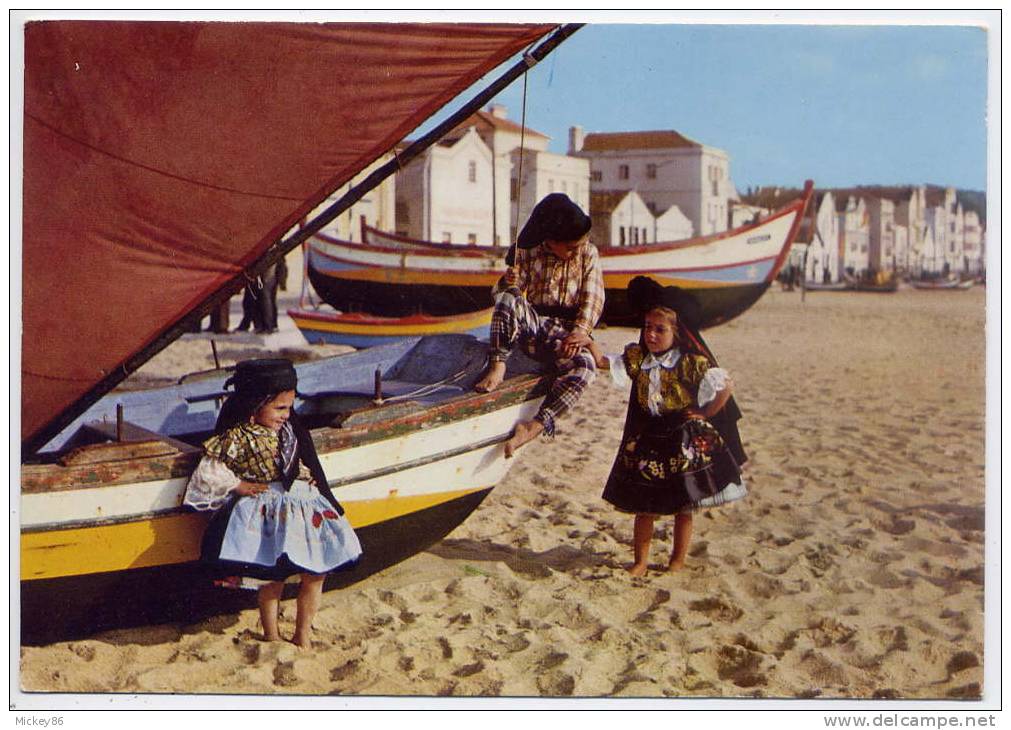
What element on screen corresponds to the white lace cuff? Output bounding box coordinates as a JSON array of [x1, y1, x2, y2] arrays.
[[697, 367, 730, 407], [605, 353, 630, 389], [183, 457, 241, 511]]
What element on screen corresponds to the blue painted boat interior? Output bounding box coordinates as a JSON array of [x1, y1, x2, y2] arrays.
[[36, 335, 544, 458]]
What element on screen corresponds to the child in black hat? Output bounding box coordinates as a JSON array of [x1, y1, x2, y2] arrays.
[[183, 358, 361, 647], [474, 193, 605, 457], [596, 277, 747, 576]]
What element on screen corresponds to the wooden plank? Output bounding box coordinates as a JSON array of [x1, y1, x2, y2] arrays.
[[83, 420, 201, 454], [59, 440, 182, 466]]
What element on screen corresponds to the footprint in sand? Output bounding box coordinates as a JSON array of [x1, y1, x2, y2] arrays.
[[688, 597, 744, 623], [715, 644, 768, 688]]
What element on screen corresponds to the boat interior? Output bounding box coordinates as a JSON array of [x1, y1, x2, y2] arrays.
[[29, 334, 545, 468]]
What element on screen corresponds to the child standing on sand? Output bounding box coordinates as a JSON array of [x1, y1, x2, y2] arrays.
[[595, 277, 747, 576], [183, 358, 361, 647]]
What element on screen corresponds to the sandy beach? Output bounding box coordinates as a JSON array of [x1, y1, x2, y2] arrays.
[[19, 286, 988, 699]]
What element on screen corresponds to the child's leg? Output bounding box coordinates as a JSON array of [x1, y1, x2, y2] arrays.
[[257, 581, 284, 641], [668, 512, 693, 572], [293, 573, 326, 648], [627, 514, 655, 577]]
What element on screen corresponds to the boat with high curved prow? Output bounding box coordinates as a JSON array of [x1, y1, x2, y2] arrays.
[[306, 180, 813, 329]]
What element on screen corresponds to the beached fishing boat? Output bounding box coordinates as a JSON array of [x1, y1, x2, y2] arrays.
[[20, 20, 580, 642], [22, 336, 548, 642], [910, 277, 973, 290], [288, 307, 492, 348], [306, 181, 813, 328]]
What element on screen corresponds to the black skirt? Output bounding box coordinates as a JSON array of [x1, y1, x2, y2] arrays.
[[602, 413, 742, 516]]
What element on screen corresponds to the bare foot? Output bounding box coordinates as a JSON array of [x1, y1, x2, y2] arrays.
[[262, 631, 282, 642], [291, 633, 312, 649], [475, 361, 506, 393], [504, 419, 544, 458], [625, 562, 648, 577], [666, 559, 686, 573]]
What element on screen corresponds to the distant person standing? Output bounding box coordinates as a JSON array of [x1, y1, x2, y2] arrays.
[[235, 258, 287, 334], [474, 193, 604, 457]]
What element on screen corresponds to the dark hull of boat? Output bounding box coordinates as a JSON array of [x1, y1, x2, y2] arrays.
[[21, 487, 492, 645], [308, 265, 491, 317], [307, 266, 771, 330]]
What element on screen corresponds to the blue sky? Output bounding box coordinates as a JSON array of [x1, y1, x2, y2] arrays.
[[422, 21, 990, 193]]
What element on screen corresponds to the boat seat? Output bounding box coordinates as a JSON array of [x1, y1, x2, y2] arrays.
[[80, 420, 202, 454]]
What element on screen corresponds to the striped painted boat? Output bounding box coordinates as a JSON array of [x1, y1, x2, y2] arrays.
[[21, 336, 547, 643], [288, 307, 492, 348], [307, 181, 813, 328]]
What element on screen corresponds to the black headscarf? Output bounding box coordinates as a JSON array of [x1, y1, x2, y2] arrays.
[[627, 276, 747, 465], [507, 192, 592, 266]]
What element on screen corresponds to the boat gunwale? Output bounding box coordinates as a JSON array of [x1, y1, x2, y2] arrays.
[[327, 186, 810, 261], [21, 371, 547, 495], [287, 307, 493, 326]]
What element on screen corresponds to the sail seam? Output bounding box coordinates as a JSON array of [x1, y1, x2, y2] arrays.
[[26, 113, 305, 202]]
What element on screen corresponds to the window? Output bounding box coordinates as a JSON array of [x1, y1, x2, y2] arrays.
[[467, 233, 477, 245], [646, 163, 657, 180], [619, 227, 626, 246], [442, 232, 452, 243], [510, 179, 518, 201], [632, 227, 639, 245], [591, 170, 602, 182], [712, 179, 719, 196], [395, 201, 409, 223], [468, 161, 476, 183], [619, 164, 629, 180], [642, 227, 647, 243]]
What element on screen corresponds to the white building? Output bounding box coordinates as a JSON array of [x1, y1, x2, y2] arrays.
[[569, 127, 734, 237], [962, 210, 984, 274], [866, 196, 897, 274], [836, 195, 870, 276], [585, 189, 693, 247], [801, 191, 841, 283], [395, 127, 495, 245]]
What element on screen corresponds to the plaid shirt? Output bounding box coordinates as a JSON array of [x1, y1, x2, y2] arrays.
[[497, 242, 605, 333], [202, 422, 283, 483]]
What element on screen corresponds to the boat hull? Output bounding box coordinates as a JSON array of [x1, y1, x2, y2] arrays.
[[21, 486, 492, 645], [306, 183, 809, 329], [289, 306, 492, 348]]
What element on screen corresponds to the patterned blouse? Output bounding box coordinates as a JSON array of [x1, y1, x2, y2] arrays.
[[183, 422, 308, 511], [499, 241, 605, 334]]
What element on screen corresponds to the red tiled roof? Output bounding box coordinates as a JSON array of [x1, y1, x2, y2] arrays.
[[580, 130, 701, 152], [451, 109, 548, 139]]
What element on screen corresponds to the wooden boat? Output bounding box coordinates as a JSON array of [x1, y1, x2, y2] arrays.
[[20, 21, 580, 642], [307, 181, 813, 329], [288, 306, 492, 348], [802, 280, 850, 292], [22, 336, 548, 642], [910, 277, 968, 290]]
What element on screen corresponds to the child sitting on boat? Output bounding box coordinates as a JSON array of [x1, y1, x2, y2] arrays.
[[596, 277, 747, 576], [183, 358, 361, 648], [475, 193, 605, 457]]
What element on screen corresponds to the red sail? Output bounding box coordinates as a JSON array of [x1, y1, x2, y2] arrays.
[[21, 21, 553, 446]]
